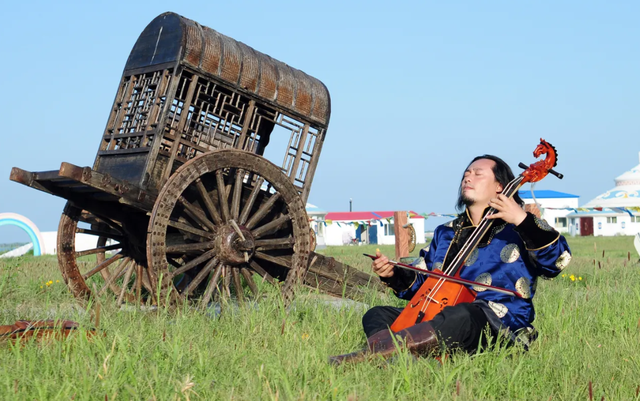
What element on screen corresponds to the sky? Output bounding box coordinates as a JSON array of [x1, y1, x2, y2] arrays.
[[1, 0, 639, 243]]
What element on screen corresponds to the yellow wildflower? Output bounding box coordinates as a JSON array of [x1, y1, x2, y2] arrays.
[[579, 277, 583, 281], [40, 286, 43, 289], [562, 274, 566, 278], [570, 276, 575, 282], [302, 333, 310, 340], [56, 280, 60, 283]]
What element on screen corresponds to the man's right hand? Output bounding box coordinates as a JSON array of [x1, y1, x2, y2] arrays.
[[372, 248, 395, 278]]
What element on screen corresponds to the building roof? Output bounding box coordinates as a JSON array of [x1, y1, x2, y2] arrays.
[[518, 189, 579, 199], [324, 211, 424, 221], [305, 203, 327, 215], [565, 208, 638, 217], [583, 152, 640, 208]]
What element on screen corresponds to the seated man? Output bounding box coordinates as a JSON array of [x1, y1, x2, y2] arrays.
[[330, 155, 572, 364]]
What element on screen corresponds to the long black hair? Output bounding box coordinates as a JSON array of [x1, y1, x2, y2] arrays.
[[455, 154, 524, 211]]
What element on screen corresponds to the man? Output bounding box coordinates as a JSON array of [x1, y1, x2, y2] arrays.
[[330, 155, 572, 365]]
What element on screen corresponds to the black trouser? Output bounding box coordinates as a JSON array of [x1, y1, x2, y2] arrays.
[[362, 303, 495, 354]]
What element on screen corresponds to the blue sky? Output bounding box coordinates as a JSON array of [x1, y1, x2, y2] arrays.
[[1, 0, 638, 243]]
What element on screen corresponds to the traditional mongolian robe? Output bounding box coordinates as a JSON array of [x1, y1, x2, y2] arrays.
[[382, 209, 572, 347]]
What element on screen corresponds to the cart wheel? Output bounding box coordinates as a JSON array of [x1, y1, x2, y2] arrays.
[[57, 202, 154, 305], [147, 150, 310, 306], [407, 224, 416, 253], [309, 228, 317, 252]]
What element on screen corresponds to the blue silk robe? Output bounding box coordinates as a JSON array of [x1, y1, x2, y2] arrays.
[[385, 210, 572, 346]]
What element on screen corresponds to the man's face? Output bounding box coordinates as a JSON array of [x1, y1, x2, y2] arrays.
[[460, 158, 503, 208]]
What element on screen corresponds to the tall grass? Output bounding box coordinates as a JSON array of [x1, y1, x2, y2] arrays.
[[0, 236, 638, 400]]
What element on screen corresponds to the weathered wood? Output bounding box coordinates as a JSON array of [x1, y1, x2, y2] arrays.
[[251, 214, 291, 239], [200, 262, 224, 308], [177, 195, 217, 232], [82, 253, 123, 280], [215, 170, 230, 222], [231, 267, 244, 303], [394, 211, 409, 261], [168, 250, 217, 279], [195, 178, 223, 225], [165, 241, 215, 253], [75, 244, 122, 258], [166, 219, 215, 240], [245, 193, 281, 230], [238, 177, 264, 225], [182, 257, 217, 298], [254, 237, 295, 251], [230, 169, 244, 220]]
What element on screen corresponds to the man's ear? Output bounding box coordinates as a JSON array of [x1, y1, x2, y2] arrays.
[[496, 183, 503, 193]]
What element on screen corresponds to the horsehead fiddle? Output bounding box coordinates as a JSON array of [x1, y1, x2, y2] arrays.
[[385, 139, 563, 333]]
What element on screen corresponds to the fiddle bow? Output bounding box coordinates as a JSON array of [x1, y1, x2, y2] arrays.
[[389, 138, 563, 333]]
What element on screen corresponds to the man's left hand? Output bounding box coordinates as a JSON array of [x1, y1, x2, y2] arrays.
[[486, 194, 527, 226]]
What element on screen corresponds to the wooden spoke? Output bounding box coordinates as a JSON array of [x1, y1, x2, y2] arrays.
[[147, 150, 311, 307], [82, 252, 123, 279], [136, 263, 143, 303], [200, 262, 225, 308], [231, 169, 244, 220], [167, 219, 215, 240], [254, 237, 295, 251], [166, 241, 215, 254], [251, 214, 291, 239], [169, 249, 217, 279], [239, 177, 264, 225], [182, 257, 219, 298], [88, 215, 124, 235], [249, 260, 276, 284], [216, 170, 230, 222], [167, 258, 183, 268], [223, 266, 232, 298], [75, 243, 123, 258], [240, 267, 259, 297], [99, 257, 131, 296], [195, 178, 223, 225], [116, 264, 135, 306], [144, 266, 156, 300], [76, 227, 124, 241], [245, 193, 281, 230], [177, 196, 216, 232], [231, 267, 245, 303], [254, 251, 292, 269]]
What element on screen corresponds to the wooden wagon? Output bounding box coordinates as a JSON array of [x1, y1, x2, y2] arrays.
[[10, 12, 379, 306]]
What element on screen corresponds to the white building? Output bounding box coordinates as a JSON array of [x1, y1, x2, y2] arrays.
[[518, 189, 580, 234], [566, 152, 640, 236], [40, 231, 100, 255], [306, 203, 327, 249], [322, 211, 425, 246]]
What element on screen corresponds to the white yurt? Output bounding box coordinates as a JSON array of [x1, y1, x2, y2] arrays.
[[566, 152, 640, 236]]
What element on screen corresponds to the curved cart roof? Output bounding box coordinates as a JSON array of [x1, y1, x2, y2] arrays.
[[124, 12, 330, 126]]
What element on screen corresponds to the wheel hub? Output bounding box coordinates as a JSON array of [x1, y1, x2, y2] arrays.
[[214, 222, 255, 265]]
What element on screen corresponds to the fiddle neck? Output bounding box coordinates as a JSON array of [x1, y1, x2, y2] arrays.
[[444, 174, 525, 276]]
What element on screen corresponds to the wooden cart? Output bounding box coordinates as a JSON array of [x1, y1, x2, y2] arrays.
[[10, 12, 380, 306]]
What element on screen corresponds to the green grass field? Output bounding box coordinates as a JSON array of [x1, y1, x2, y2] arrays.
[[0, 235, 638, 400]]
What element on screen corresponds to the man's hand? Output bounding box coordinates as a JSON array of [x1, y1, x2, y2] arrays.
[[372, 248, 395, 278], [487, 194, 527, 226]]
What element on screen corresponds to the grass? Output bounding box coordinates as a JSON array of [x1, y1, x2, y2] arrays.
[[0, 236, 638, 400]]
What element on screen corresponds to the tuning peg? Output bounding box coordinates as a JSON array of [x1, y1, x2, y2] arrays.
[[518, 162, 564, 180], [549, 169, 563, 179]]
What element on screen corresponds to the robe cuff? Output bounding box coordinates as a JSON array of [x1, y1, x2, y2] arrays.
[[513, 212, 560, 250], [380, 267, 417, 293]]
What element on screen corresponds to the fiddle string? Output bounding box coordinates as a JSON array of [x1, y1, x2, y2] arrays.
[[418, 175, 524, 314]]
